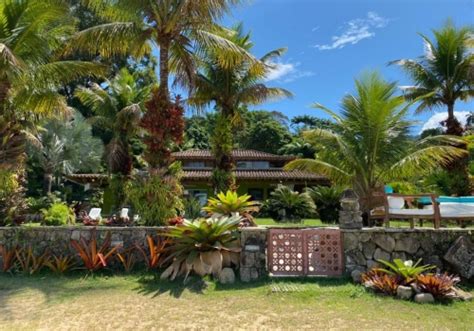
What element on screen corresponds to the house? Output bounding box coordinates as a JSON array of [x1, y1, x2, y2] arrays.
[[172, 149, 328, 204]]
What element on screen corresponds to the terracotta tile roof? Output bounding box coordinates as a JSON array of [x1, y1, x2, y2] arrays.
[[181, 169, 327, 183], [172, 149, 295, 161], [65, 174, 108, 185]]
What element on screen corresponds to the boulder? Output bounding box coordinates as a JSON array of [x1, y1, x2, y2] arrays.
[[351, 269, 364, 283], [373, 248, 391, 262], [374, 235, 395, 253], [396, 285, 413, 300], [363, 242, 376, 260], [414, 293, 435, 304], [395, 236, 420, 255], [444, 236, 474, 280], [343, 233, 359, 251], [218, 268, 236, 284]]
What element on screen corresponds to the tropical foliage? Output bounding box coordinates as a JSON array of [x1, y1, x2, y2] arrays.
[[160, 216, 241, 281], [376, 259, 435, 285], [203, 191, 260, 218], [263, 185, 316, 222], [391, 21, 474, 135], [415, 273, 460, 299], [286, 72, 467, 213], [41, 202, 76, 226], [306, 186, 344, 223]]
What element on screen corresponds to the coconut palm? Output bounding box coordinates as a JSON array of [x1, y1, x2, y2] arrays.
[[30, 112, 104, 194], [285, 72, 467, 214], [69, 0, 248, 103], [75, 68, 151, 175], [189, 25, 292, 192], [391, 21, 474, 135]]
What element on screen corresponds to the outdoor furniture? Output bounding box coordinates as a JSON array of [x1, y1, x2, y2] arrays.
[[120, 208, 130, 220], [370, 193, 440, 229], [88, 208, 102, 221]]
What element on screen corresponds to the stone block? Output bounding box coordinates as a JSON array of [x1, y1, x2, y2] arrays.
[[395, 236, 420, 254], [414, 293, 435, 304], [362, 242, 376, 259], [444, 236, 474, 280], [343, 233, 359, 251], [241, 253, 255, 267], [373, 248, 390, 262], [374, 235, 395, 253], [218, 268, 236, 284], [245, 245, 260, 252], [396, 285, 413, 300]]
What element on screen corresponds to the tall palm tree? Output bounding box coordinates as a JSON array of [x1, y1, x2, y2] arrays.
[[69, 0, 247, 103], [30, 112, 104, 194], [75, 68, 151, 175], [0, 0, 105, 219], [285, 72, 467, 214], [189, 25, 292, 192], [391, 21, 474, 135]]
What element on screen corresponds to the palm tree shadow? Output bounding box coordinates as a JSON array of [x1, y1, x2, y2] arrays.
[[134, 274, 207, 298]]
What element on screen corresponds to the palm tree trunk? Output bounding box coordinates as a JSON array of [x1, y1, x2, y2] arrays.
[[43, 172, 53, 195], [445, 102, 463, 135], [158, 38, 171, 102]]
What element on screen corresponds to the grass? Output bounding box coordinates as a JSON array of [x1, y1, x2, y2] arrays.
[[255, 218, 474, 228], [0, 273, 472, 330]]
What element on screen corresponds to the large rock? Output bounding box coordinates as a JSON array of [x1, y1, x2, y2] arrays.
[[373, 248, 391, 262], [395, 236, 420, 254], [444, 236, 474, 280], [218, 268, 235, 284], [414, 293, 435, 304], [363, 242, 376, 260], [397, 285, 413, 300], [374, 235, 395, 253], [351, 269, 363, 283], [343, 233, 359, 251]]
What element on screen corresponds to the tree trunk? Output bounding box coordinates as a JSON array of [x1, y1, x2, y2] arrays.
[[445, 102, 463, 136], [158, 37, 171, 103], [211, 112, 236, 193], [43, 173, 53, 195]]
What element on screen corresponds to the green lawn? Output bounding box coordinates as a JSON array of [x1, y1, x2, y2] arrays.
[[0, 273, 472, 330], [255, 218, 473, 229]]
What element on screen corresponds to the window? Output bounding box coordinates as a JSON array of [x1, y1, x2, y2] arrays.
[[184, 161, 206, 168], [236, 161, 270, 169], [248, 188, 264, 201]]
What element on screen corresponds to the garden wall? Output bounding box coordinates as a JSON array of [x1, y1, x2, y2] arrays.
[[0, 226, 472, 280]]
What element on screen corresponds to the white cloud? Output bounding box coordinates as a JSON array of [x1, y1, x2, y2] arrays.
[[420, 111, 470, 133], [265, 61, 315, 83], [314, 11, 390, 51], [311, 26, 320, 32]]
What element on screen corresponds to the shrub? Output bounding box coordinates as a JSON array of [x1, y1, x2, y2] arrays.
[[44, 255, 76, 274], [15, 246, 49, 275], [203, 191, 260, 225], [183, 197, 202, 219], [135, 235, 169, 270], [41, 202, 75, 226], [125, 168, 183, 226], [306, 186, 343, 223], [160, 216, 241, 281], [263, 185, 316, 223], [0, 244, 17, 272], [376, 259, 435, 285], [415, 273, 460, 299], [70, 230, 120, 272], [361, 269, 400, 296]]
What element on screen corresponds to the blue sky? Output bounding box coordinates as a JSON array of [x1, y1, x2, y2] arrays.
[[218, 0, 474, 133]]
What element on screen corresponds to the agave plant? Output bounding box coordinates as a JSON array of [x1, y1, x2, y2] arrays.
[[263, 185, 316, 223], [415, 273, 460, 299], [203, 191, 260, 226], [44, 255, 76, 274], [160, 216, 241, 282], [376, 259, 435, 284]]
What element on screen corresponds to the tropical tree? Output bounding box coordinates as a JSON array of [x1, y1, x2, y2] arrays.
[[391, 21, 474, 135], [189, 25, 292, 192], [0, 0, 104, 219], [75, 68, 151, 175], [285, 72, 467, 214], [30, 112, 104, 195]]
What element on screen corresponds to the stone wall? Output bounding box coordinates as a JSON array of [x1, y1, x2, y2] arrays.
[[343, 228, 474, 274], [239, 228, 267, 282], [0, 226, 164, 257], [1, 226, 472, 280]]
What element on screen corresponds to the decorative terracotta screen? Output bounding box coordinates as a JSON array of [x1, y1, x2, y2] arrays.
[[267, 228, 344, 277]]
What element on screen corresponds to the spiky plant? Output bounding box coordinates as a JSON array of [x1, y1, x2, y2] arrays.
[[160, 216, 241, 282], [263, 185, 316, 223], [203, 190, 260, 225]]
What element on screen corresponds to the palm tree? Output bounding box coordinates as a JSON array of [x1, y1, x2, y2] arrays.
[[391, 21, 474, 135], [285, 72, 467, 214], [189, 25, 292, 192], [30, 112, 104, 195], [69, 0, 247, 103], [75, 68, 151, 175], [0, 0, 104, 219]]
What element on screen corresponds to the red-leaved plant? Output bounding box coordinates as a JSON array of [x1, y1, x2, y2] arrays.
[[135, 235, 169, 270], [415, 273, 460, 299]]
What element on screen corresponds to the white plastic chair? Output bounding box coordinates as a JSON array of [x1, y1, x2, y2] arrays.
[[88, 208, 102, 221], [120, 208, 129, 219]]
